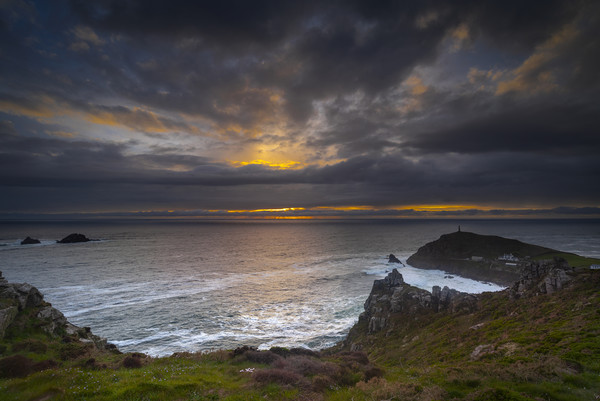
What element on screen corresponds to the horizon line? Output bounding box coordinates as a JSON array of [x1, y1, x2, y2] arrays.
[[1, 205, 599, 221]]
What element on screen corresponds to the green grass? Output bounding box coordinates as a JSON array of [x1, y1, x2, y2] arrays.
[[0, 355, 277, 400], [534, 251, 600, 268]]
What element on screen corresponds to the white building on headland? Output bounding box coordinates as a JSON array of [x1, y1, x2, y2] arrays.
[[590, 264, 600, 270], [499, 253, 519, 262]]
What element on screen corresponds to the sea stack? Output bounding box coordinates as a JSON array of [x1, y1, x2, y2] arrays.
[[388, 254, 401, 264], [57, 233, 91, 244]]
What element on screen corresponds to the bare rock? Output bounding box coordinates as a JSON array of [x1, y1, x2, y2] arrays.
[[20, 237, 40, 245], [383, 268, 404, 287], [13, 283, 44, 310], [470, 344, 495, 360], [37, 306, 68, 336], [57, 233, 90, 244], [388, 254, 401, 264], [0, 306, 18, 339], [510, 259, 572, 298]]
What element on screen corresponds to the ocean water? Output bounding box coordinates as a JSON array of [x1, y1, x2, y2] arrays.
[[1, 219, 599, 356]]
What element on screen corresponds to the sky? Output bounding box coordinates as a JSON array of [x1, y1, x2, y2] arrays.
[[1, 0, 599, 219]]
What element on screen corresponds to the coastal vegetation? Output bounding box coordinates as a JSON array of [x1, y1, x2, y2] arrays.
[[1, 232, 599, 400]]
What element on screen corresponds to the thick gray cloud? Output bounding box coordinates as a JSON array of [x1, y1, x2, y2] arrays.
[[0, 0, 599, 216]]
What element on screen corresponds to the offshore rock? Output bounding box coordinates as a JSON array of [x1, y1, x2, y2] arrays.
[[57, 233, 90, 243], [21, 237, 40, 245], [388, 254, 401, 264]]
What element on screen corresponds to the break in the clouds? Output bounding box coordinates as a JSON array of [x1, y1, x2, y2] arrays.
[[1, 0, 599, 217]]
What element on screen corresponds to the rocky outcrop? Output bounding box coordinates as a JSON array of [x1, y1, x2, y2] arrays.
[[348, 255, 577, 350], [360, 269, 478, 334], [0, 272, 44, 313], [0, 271, 118, 352], [510, 258, 573, 298], [20, 237, 40, 245], [57, 233, 90, 243]]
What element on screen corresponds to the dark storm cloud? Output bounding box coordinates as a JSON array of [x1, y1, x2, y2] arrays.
[[70, 0, 315, 48], [405, 101, 600, 155], [66, 0, 588, 123], [1, 0, 599, 215]]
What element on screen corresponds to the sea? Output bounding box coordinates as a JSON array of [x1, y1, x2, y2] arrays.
[[1, 219, 599, 356]]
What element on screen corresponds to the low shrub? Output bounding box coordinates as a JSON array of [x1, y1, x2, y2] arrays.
[[202, 349, 231, 362], [252, 368, 305, 386], [33, 358, 58, 371], [471, 388, 530, 401], [274, 355, 340, 378], [288, 347, 318, 357], [59, 342, 90, 360], [0, 355, 56, 378], [80, 357, 106, 370], [336, 351, 370, 365], [232, 345, 256, 357], [12, 339, 48, 354], [312, 374, 335, 391], [269, 346, 291, 357], [122, 353, 144, 368], [355, 377, 423, 400], [245, 350, 281, 365], [364, 365, 385, 381], [0, 354, 34, 378]]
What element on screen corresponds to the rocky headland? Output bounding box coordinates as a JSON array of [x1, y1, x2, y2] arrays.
[[405, 230, 581, 285]]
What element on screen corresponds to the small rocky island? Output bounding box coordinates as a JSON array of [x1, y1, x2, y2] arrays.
[[20, 237, 41, 245], [57, 233, 91, 243]]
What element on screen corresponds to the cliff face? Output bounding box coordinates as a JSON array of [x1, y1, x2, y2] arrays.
[[406, 231, 561, 285]]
